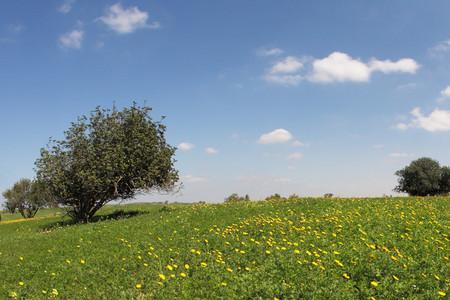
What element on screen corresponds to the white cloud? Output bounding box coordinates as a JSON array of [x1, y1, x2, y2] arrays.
[[389, 152, 413, 158], [205, 147, 218, 155], [368, 58, 419, 74], [99, 3, 159, 34], [59, 30, 84, 49], [183, 175, 207, 183], [177, 142, 195, 151], [257, 47, 284, 57], [270, 56, 303, 74], [310, 53, 419, 83], [258, 128, 293, 144], [442, 86, 450, 98], [397, 107, 450, 132], [291, 140, 304, 147], [264, 56, 304, 86], [287, 152, 303, 160], [59, 0, 75, 14], [309, 52, 371, 83], [264, 51, 420, 85], [429, 40, 450, 57], [395, 122, 410, 130]]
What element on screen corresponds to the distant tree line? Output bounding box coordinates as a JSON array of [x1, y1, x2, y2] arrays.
[[224, 193, 301, 203]]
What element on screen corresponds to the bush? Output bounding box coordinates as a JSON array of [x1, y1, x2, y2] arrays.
[[288, 193, 300, 201], [224, 193, 250, 203], [265, 193, 286, 201]]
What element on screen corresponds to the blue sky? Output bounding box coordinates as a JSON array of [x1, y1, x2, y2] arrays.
[[2, 1, 450, 202]]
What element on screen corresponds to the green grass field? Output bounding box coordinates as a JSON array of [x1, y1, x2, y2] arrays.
[[1, 197, 450, 299]]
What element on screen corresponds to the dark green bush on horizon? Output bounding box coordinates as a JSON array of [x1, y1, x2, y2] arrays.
[[395, 157, 450, 196]]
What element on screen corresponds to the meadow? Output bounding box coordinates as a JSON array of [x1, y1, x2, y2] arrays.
[[1, 197, 450, 299]]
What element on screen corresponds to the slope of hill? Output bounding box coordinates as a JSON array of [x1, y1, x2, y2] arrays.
[[1, 198, 450, 299]]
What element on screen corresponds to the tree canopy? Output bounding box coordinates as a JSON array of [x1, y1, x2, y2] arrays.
[[35, 104, 179, 222], [2, 179, 48, 218], [394, 157, 450, 196]]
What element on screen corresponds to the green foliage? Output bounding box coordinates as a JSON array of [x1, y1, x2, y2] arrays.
[[2, 189, 18, 213], [394, 157, 450, 196], [35, 104, 179, 223], [439, 166, 450, 194], [2, 179, 48, 219], [224, 193, 250, 203], [264, 193, 286, 201], [2, 198, 450, 299]]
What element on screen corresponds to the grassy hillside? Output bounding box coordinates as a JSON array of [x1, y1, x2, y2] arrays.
[[1, 198, 450, 299]]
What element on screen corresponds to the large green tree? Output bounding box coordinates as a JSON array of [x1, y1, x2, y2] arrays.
[[394, 157, 450, 196], [35, 104, 179, 222]]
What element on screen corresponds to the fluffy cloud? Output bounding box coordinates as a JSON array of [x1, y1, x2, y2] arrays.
[[264, 56, 304, 86], [264, 51, 419, 85], [397, 107, 450, 132], [270, 56, 303, 74], [287, 152, 303, 160], [99, 3, 160, 34], [58, 0, 75, 14], [258, 129, 293, 144], [205, 147, 218, 155], [59, 30, 84, 49], [309, 52, 371, 83], [257, 47, 284, 57], [368, 58, 419, 74], [309, 52, 419, 83], [177, 142, 195, 151]]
